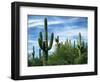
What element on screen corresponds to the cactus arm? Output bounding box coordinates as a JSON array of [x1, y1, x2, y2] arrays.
[[38, 38, 43, 49], [48, 33, 54, 50], [38, 32, 43, 49], [39, 32, 43, 43]]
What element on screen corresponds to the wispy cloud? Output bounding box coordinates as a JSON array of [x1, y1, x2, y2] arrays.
[[28, 19, 64, 28], [28, 16, 87, 28]]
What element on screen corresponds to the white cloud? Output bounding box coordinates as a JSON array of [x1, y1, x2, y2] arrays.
[[28, 19, 64, 28], [28, 19, 42, 24]]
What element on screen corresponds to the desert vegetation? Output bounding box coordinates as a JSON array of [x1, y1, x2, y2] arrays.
[[28, 18, 88, 66]]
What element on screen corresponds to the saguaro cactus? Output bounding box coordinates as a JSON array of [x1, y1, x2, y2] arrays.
[[85, 42, 87, 48], [39, 48, 41, 60], [65, 38, 72, 47], [74, 40, 75, 48], [55, 36, 60, 47], [38, 18, 54, 65], [32, 46, 35, 59], [77, 32, 84, 57], [69, 40, 72, 47]]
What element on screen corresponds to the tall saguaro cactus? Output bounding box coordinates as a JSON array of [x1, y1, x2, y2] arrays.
[[38, 18, 54, 65], [32, 46, 35, 59], [77, 32, 84, 57]]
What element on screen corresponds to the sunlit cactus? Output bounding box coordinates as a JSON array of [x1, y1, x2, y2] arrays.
[[38, 18, 54, 65]]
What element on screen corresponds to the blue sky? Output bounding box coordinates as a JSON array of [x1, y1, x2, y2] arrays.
[[27, 15, 88, 58]]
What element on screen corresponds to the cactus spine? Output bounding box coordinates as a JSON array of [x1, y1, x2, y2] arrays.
[[38, 18, 54, 65], [32, 46, 35, 59]]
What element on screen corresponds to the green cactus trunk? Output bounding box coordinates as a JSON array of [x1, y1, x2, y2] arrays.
[[44, 18, 48, 62], [43, 50, 48, 65], [38, 18, 54, 65]]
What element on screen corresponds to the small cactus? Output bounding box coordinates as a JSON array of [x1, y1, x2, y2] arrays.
[[39, 48, 41, 59], [85, 42, 87, 48], [32, 46, 35, 59], [65, 38, 68, 45], [74, 41, 75, 48], [65, 38, 72, 47], [69, 40, 72, 47], [55, 36, 60, 47]]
